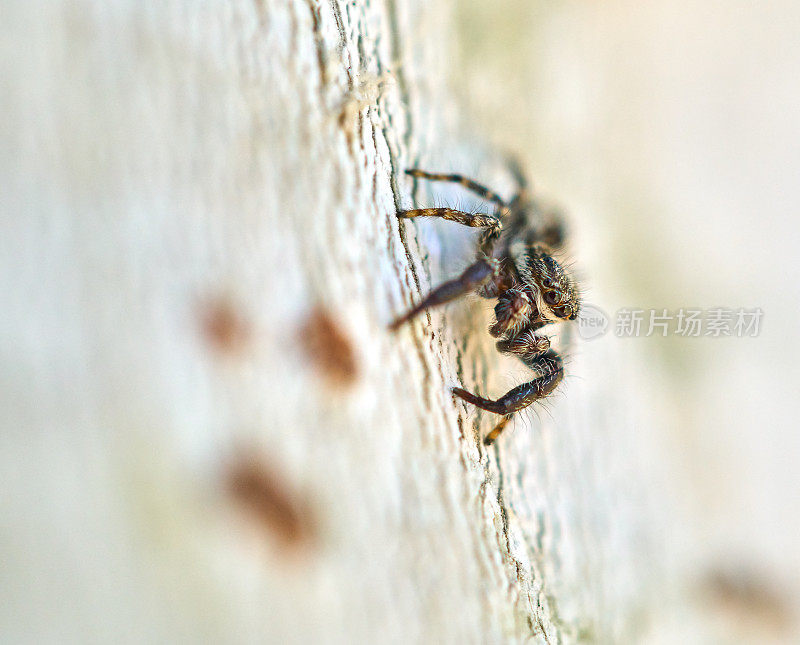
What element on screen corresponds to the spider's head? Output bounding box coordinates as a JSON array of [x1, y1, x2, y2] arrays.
[[531, 248, 580, 321]]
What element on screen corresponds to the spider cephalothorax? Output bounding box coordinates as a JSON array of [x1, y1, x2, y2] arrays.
[[391, 163, 581, 445]]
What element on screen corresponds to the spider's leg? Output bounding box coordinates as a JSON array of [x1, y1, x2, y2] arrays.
[[397, 207, 502, 257], [452, 359, 563, 414], [526, 210, 567, 250], [389, 258, 498, 330], [484, 415, 514, 447], [503, 152, 530, 202], [453, 350, 563, 444], [397, 207, 500, 229], [405, 169, 508, 210]]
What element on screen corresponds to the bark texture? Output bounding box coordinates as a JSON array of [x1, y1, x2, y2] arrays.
[[1, 1, 664, 643]]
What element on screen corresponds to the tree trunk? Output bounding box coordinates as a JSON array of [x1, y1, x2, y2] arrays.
[[1, 1, 665, 643]]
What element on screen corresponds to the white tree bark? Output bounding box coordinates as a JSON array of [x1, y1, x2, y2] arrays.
[[1, 1, 666, 643]]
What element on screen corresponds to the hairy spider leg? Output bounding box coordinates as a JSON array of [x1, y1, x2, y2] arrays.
[[452, 350, 564, 445], [405, 169, 508, 210], [397, 207, 500, 230], [389, 258, 498, 330], [391, 205, 504, 327], [397, 207, 502, 257], [502, 153, 530, 202], [484, 415, 513, 447]]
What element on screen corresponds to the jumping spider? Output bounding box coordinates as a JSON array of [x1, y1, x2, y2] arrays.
[[391, 163, 580, 446]]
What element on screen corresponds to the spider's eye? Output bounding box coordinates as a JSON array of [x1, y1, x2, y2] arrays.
[[543, 290, 560, 306], [555, 305, 573, 319]]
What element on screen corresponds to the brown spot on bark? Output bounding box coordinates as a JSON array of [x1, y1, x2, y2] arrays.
[[703, 568, 794, 634], [199, 299, 250, 355], [299, 307, 358, 385], [226, 455, 314, 552]]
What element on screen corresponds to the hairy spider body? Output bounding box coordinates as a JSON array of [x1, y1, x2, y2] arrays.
[[392, 164, 580, 445]]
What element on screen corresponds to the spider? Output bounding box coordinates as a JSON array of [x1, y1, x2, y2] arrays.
[[391, 162, 580, 446]]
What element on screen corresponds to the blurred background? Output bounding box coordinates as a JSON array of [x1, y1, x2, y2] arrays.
[[3, 0, 800, 643], [454, 0, 800, 639]]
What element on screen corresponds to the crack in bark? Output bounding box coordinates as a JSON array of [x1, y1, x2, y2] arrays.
[[305, 0, 328, 90]]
